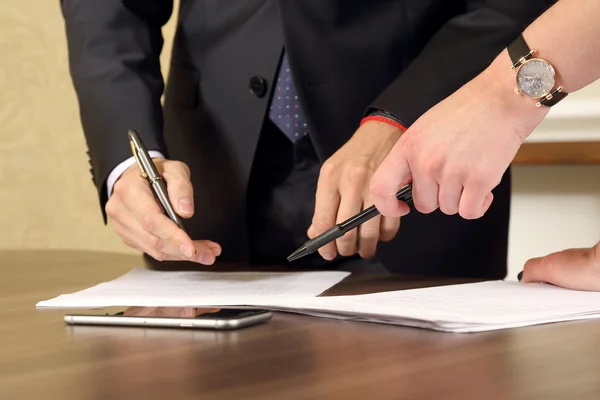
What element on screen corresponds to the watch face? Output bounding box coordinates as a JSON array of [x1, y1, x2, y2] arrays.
[[516, 59, 556, 98]]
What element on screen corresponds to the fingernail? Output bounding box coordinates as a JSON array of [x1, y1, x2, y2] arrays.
[[180, 244, 193, 258], [517, 271, 523, 281], [200, 253, 213, 264], [323, 253, 335, 261], [212, 247, 222, 257], [179, 197, 193, 214]]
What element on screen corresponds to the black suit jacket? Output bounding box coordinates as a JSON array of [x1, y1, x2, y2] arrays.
[[61, 0, 554, 278]]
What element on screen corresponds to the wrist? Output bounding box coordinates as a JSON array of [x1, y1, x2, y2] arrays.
[[481, 49, 549, 140], [123, 156, 166, 178], [107, 152, 165, 197], [354, 119, 404, 151], [361, 111, 408, 132]]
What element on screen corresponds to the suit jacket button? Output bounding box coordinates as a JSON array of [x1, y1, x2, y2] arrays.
[[249, 76, 267, 98]]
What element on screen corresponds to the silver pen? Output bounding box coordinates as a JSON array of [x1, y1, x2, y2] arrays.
[[128, 129, 188, 233]]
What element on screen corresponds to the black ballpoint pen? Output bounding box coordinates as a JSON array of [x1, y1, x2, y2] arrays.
[[287, 183, 413, 262]]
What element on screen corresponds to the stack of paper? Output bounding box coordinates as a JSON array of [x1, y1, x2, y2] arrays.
[[36, 268, 350, 308], [255, 281, 600, 332], [37, 268, 600, 333]]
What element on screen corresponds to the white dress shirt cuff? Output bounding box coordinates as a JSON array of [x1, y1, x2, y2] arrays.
[[106, 151, 165, 197]]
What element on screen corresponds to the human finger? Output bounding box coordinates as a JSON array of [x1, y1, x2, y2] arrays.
[[521, 247, 600, 291], [162, 160, 195, 219], [459, 174, 496, 219], [311, 164, 341, 260], [335, 167, 369, 257], [115, 202, 217, 264], [357, 195, 381, 259], [438, 181, 463, 216], [370, 141, 412, 218], [411, 173, 439, 214], [379, 216, 400, 242]]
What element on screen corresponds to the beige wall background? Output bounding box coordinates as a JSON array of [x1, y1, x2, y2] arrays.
[[1, 1, 599, 278], [0, 0, 179, 255]]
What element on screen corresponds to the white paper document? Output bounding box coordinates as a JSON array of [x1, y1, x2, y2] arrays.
[[252, 281, 600, 333], [36, 268, 350, 308], [37, 268, 600, 333]]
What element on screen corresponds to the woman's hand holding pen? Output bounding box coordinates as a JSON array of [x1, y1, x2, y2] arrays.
[[105, 158, 222, 264], [370, 51, 546, 220]]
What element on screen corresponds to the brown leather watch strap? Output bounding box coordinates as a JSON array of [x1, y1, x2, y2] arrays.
[[508, 34, 532, 67], [538, 88, 568, 107]]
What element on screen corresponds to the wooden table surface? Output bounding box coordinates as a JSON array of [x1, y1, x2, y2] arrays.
[[2, 250, 600, 400]]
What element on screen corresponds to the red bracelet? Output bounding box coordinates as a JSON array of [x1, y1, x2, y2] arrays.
[[360, 115, 407, 132]]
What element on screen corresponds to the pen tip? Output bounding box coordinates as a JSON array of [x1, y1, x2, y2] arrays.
[[287, 245, 308, 262]]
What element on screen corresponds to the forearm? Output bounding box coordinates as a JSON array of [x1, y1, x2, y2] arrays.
[[61, 0, 173, 218], [368, 0, 555, 127], [522, 0, 600, 93], [486, 0, 600, 120]]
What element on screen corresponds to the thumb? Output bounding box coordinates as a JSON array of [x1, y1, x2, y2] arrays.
[[521, 246, 600, 291], [370, 140, 412, 218], [162, 160, 195, 218]]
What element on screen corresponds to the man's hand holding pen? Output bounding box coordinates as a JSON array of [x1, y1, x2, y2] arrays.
[[306, 120, 406, 261], [120, 122, 409, 266], [106, 157, 221, 264]]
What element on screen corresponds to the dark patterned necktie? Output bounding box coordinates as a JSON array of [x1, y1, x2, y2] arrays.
[[269, 52, 309, 142]]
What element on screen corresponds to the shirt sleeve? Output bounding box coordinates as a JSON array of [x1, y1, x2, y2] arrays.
[[106, 151, 165, 198]]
